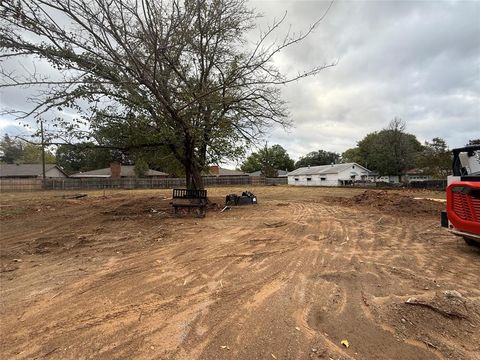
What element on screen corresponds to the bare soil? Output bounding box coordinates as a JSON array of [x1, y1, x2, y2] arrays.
[[1, 186, 479, 360]]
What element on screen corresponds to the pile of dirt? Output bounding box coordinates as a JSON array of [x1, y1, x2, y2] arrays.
[[381, 291, 480, 359], [404, 290, 480, 320], [341, 190, 444, 216]]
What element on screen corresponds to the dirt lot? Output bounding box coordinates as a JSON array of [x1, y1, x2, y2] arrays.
[[1, 186, 479, 360]]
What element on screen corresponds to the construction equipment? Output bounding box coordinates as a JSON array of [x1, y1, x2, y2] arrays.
[[441, 145, 480, 246], [225, 191, 257, 206]]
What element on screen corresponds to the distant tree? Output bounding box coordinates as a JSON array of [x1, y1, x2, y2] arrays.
[[341, 147, 363, 164], [356, 118, 423, 176], [132, 149, 184, 177], [416, 137, 452, 179], [134, 157, 149, 178], [20, 143, 56, 164], [0, 134, 55, 164], [55, 143, 115, 175], [295, 150, 340, 168], [0, 134, 23, 163], [384, 118, 423, 175], [466, 139, 480, 146], [240, 154, 261, 173], [240, 144, 294, 176], [93, 121, 184, 177]]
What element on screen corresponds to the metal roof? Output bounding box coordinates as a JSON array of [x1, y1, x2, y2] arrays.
[[71, 165, 168, 178], [0, 163, 64, 177], [287, 163, 370, 176], [215, 167, 246, 176], [248, 169, 288, 177]]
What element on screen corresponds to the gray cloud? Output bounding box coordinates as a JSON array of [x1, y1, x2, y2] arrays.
[[250, 0, 480, 159]]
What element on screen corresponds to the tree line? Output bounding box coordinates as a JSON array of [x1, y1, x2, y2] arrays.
[[2, 118, 478, 179], [2, 117, 478, 179], [240, 119, 479, 179]]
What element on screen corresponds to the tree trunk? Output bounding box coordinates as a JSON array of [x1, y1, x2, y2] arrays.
[[184, 148, 205, 190], [185, 162, 204, 190]]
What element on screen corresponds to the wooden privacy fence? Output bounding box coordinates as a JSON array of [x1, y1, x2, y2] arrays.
[[409, 180, 447, 190], [0, 178, 44, 192], [0, 176, 287, 192]]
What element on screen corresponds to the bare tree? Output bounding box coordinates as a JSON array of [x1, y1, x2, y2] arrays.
[[387, 117, 407, 174], [0, 0, 334, 189], [385, 117, 422, 177]]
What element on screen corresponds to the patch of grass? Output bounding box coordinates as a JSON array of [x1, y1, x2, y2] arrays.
[[0, 207, 26, 218]]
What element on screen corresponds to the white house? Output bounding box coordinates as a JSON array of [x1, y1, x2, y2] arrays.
[[287, 163, 371, 186]]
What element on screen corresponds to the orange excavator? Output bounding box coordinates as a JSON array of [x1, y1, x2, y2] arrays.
[[441, 145, 480, 246]]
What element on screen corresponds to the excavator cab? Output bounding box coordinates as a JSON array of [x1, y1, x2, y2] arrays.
[[441, 145, 480, 246]]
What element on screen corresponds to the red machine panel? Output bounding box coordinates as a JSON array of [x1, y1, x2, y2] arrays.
[[447, 181, 480, 235]]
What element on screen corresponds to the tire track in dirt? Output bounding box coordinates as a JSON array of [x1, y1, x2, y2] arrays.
[[305, 272, 443, 360], [2, 188, 479, 359]]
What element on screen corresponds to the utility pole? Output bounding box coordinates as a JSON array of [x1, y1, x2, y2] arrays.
[[40, 120, 46, 179]]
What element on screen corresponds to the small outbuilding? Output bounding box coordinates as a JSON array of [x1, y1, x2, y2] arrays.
[[287, 163, 371, 186], [404, 169, 433, 182], [366, 174, 400, 184]]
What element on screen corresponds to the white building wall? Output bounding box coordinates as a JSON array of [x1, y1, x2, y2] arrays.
[[322, 173, 339, 186], [381, 175, 400, 183], [406, 175, 432, 182], [336, 166, 370, 181], [288, 174, 339, 186], [365, 175, 400, 183]]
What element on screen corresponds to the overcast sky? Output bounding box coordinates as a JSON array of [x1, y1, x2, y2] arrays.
[[249, 0, 480, 160], [1, 0, 479, 162]]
